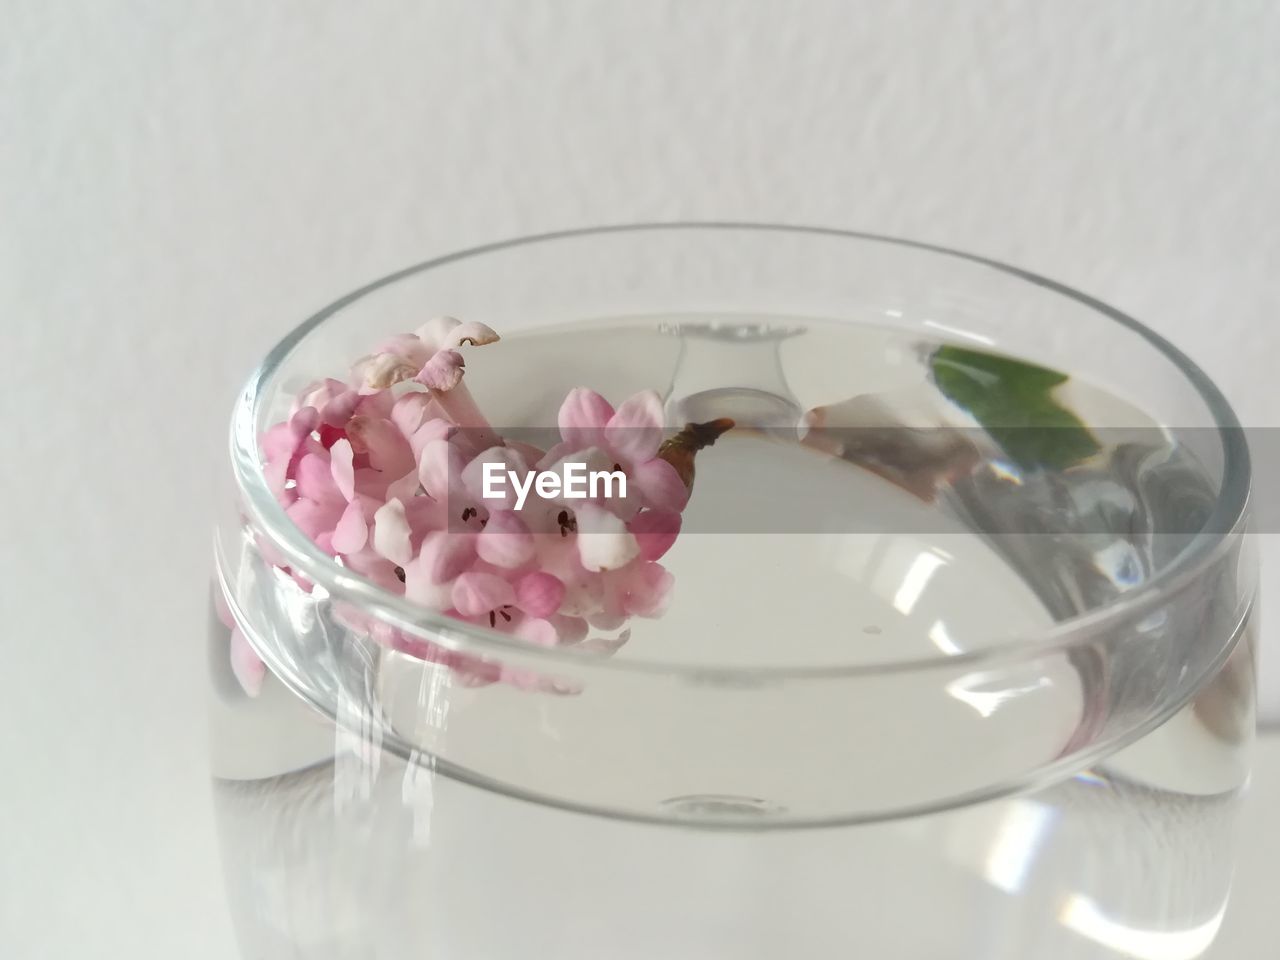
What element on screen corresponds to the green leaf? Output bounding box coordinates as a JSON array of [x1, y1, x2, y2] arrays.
[[930, 345, 1100, 471]]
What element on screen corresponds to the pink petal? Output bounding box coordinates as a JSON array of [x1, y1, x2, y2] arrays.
[[587, 609, 629, 631], [294, 453, 343, 505], [373, 499, 413, 566], [415, 349, 466, 392], [403, 496, 445, 549], [419, 438, 465, 501], [461, 446, 532, 511], [558, 388, 615, 449], [604, 390, 664, 464], [499, 666, 578, 694], [456, 659, 503, 687], [539, 446, 638, 516], [390, 391, 435, 438], [630, 457, 690, 512], [431, 382, 501, 449], [353, 466, 395, 500], [452, 572, 515, 617], [535, 440, 576, 472], [476, 511, 535, 568], [355, 390, 396, 420], [261, 407, 318, 496], [402, 552, 455, 610], [319, 389, 361, 427], [579, 630, 631, 655], [264, 456, 294, 504], [514, 571, 566, 618], [262, 422, 297, 465], [229, 627, 266, 697], [344, 546, 405, 591], [293, 405, 321, 434], [295, 377, 345, 407], [376, 333, 433, 365], [330, 439, 356, 501], [286, 497, 344, 542], [549, 614, 589, 645], [627, 509, 682, 561], [574, 502, 640, 572], [618, 561, 674, 618], [331, 499, 369, 554], [558, 573, 606, 619], [262, 407, 319, 467], [513, 617, 559, 647], [346, 417, 416, 482], [505, 440, 547, 466], [409, 416, 455, 460], [415, 530, 477, 584], [213, 588, 235, 629], [386, 469, 421, 504]]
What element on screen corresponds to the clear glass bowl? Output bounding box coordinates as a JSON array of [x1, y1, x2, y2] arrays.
[[211, 224, 1254, 959]]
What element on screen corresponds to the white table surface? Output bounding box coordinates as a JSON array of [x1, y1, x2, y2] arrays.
[[3, 721, 1277, 958]]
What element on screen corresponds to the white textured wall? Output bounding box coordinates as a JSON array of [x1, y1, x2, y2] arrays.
[[5, 2, 1279, 956]]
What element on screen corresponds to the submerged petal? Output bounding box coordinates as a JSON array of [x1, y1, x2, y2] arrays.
[[616, 561, 674, 618], [476, 510, 536, 568], [415, 530, 477, 584], [452, 572, 515, 618], [514, 571, 566, 618], [513, 617, 559, 647], [295, 453, 343, 505], [286, 496, 344, 543]]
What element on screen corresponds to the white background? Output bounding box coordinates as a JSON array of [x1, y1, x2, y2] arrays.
[[4, 2, 1279, 956]]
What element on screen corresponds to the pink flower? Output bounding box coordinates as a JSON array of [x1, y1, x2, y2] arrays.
[[548, 388, 690, 515], [249, 317, 728, 697]]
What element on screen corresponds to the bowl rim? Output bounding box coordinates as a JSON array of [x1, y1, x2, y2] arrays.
[[228, 221, 1252, 681]]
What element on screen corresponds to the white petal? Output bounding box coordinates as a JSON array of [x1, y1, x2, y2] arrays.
[[443, 321, 500, 349], [574, 503, 639, 572], [372, 498, 413, 566], [414, 315, 462, 351]]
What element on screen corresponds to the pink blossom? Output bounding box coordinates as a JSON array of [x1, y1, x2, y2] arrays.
[[241, 317, 729, 697]]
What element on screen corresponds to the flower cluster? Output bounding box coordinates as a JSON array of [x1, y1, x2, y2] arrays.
[[224, 316, 727, 696]]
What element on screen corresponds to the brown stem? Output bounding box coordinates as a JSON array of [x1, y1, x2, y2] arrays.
[[657, 418, 735, 489]]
